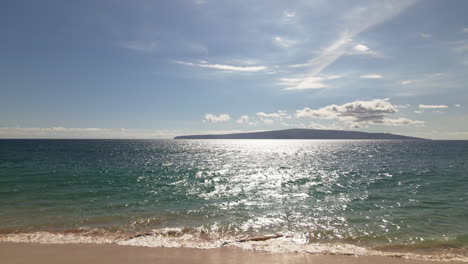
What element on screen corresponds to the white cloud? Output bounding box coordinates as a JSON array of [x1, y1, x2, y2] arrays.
[[349, 43, 384, 57], [353, 44, 370, 52], [236, 115, 250, 124], [253, 110, 292, 125], [256, 110, 291, 119], [274, 36, 297, 48], [420, 33, 432, 38], [360, 74, 384, 79], [454, 104, 462, 107], [237, 115, 256, 126], [257, 112, 281, 118], [280, 75, 342, 90], [175, 61, 266, 72], [282, 10, 296, 23], [295, 98, 424, 127], [414, 110, 424, 114], [262, 119, 274, 124], [283, 10, 296, 18], [418, 104, 449, 109], [463, 28, 468, 33], [204, 113, 231, 123], [401, 80, 413, 85]]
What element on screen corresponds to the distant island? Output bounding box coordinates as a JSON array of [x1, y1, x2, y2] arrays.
[[174, 128, 427, 140]]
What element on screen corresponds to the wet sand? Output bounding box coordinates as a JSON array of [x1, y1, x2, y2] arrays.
[[1, 242, 464, 264]]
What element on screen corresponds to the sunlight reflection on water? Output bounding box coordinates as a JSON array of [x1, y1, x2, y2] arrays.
[[1, 139, 467, 251]]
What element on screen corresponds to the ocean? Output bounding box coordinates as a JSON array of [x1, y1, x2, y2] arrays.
[[0, 139, 467, 261]]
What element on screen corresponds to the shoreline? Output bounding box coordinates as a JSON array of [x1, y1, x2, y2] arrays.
[[0, 230, 468, 263], [1, 242, 466, 264]]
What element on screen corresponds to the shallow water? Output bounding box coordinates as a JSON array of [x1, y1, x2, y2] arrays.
[[0, 139, 467, 260]]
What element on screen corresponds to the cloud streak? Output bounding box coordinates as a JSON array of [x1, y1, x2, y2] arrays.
[[419, 104, 449, 109], [280, 0, 415, 91], [175, 61, 266, 72], [280, 75, 342, 90], [360, 74, 384, 79], [274, 36, 297, 48]]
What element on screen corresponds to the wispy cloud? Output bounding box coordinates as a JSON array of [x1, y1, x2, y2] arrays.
[[282, 10, 296, 23], [463, 27, 468, 33], [274, 36, 297, 48], [175, 61, 266, 72], [283, 10, 296, 18], [395, 104, 411, 109], [313, 0, 414, 73], [204, 113, 231, 123], [280, 0, 415, 90], [419, 104, 449, 109], [189, 43, 208, 54], [360, 74, 384, 79], [280, 75, 342, 90], [120, 41, 158, 52], [452, 40, 468, 53], [400, 73, 447, 87]]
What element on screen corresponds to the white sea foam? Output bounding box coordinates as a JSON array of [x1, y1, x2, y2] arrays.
[[0, 231, 114, 244], [1, 230, 467, 262], [117, 228, 223, 249]]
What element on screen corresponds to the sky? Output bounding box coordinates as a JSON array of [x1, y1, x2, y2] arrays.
[[1, 0, 467, 139]]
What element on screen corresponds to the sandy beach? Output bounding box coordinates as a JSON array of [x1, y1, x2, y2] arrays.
[[1, 242, 465, 264]]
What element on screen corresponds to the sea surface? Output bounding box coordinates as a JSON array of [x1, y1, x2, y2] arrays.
[[1, 139, 467, 261]]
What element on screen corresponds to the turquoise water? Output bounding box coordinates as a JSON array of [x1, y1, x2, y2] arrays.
[[1, 139, 467, 259]]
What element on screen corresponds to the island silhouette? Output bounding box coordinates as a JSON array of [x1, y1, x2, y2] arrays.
[[174, 128, 426, 140]]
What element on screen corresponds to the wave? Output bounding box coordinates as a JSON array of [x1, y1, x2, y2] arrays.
[[1, 228, 467, 262]]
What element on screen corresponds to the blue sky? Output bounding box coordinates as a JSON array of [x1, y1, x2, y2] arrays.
[[1, 0, 467, 139]]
